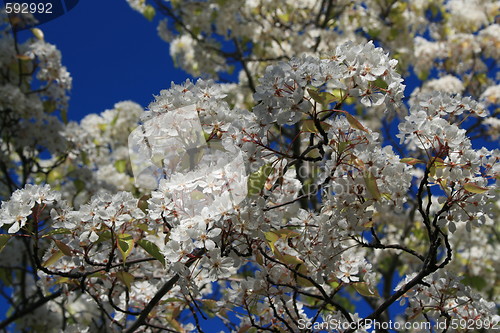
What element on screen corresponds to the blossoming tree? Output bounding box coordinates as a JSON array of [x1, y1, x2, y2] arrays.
[[0, 0, 499, 332]]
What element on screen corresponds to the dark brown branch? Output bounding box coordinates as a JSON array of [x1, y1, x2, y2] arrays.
[[0, 288, 70, 330], [259, 248, 353, 323], [124, 248, 206, 333]]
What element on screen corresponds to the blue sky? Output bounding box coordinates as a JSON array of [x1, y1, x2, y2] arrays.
[[21, 0, 190, 121]]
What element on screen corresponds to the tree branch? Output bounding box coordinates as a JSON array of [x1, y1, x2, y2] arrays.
[[124, 248, 206, 333]]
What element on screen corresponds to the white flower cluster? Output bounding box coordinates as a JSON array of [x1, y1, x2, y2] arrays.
[[399, 92, 498, 232], [0, 23, 72, 159], [125, 0, 147, 14], [52, 191, 144, 243], [421, 75, 465, 94], [321, 117, 412, 233], [143, 78, 264, 165], [0, 184, 59, 233], [27, 39, 72, 109], [335, 250, 372, 284], [399, 92, 487, 152], [58, 101, 143, 199], [132, 82, 258, 283], [253, 41, 405, 126], [397, 270, 500, 330]]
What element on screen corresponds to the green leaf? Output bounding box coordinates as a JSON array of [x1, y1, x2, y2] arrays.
[[330, 89, 346, 100], [337, 141, 350, 153], [307, 88, 323, 103], [463, 183, 489, 194], [43, 228, 72, 237], [55, 277, 71, 285], [117, 234, 134, 262], [432, 157, 446, 167], [16, 54, 31, 61], [305, 149, 321, 159], [110, 113, 120, 127], [166, 318, 184, 333], [264, 228, 302, 256], [54, 239, 73, 256], [264, 231, 280, 254], [400, 158, 425, 165], [114, 160, 127, 173], [474, 73, 488, 86], [255, 251, 264, 265], [322, 92, 337, 104], [74, 179, 85, 193], [96, 230, 112, 244], [307, 89, 336, 105], [264, 231, 280, 243], [344, 112, 368, 132], [137, 223, 153, 234], [461, 275, 487, 291], [43, 250, 63, 267], [0, 268, 12, 286], [296, 264, 314, 287], [138, 239, 166, 266], [159, 297, 185, 304], [247, 163, 274, 196], [200, 299, 218, 318], [0, 235, 11, 253], [381, 193, 392, 201], [203, 130, 211, 142], [43, 100, 56, 113], [88, 272, 107, 279], [281, 254, 303, 266], [442, 287, 459, 296], [371, 25, 384, 37], [328, 280, 340, 289], [47, 169, 63, 183], [80, 151, 90, 166], [190, 190, 206, 200], [364, 171, 381, 200], [417, 70, 429, 81], [301, 119, 332, 133], [137, 194, 151, 213], [274, 228, 301, 239], [429, 157, 446, 177], [61, 108, 68, 124], [373, 77, 388, 90], [31, 28, 44, 40], [143, 5, 156, 21], [362, 218, 374, 228], [352, 282, 380, 297], [116, 271, 134, 290]]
